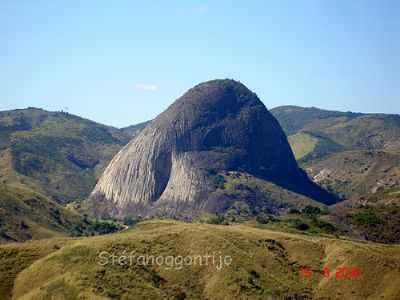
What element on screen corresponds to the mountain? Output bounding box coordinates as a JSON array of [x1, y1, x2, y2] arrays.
[[0, 108, 132, 242], [0, 107, 131, 203], [270, 106, 363, 136], [121, 121, 150, 137], [87, 80, 337, 220], [271, 105, 400, 243], [270, 106, 400, 198], [271, 105, 400, 162], [1, 220, 400, 300]]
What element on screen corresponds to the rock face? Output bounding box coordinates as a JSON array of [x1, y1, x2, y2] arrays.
[[89, 79, 336, 219]]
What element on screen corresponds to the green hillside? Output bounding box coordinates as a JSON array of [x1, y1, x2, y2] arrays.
[[304, 150, 400, 201], [0, 182, 91, 243], [272, 106, 400, 199], [272, 106, 400, 243], [0, 108, 131, 203], [288, 133, 320, 160], [0, 108, 132, 243], [271, 106, 400, 158], [121, 121, 149, 137], [270, 106, 361, 136]]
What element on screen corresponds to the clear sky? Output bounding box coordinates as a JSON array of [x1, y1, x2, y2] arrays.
[[1, 0, 399, 127]]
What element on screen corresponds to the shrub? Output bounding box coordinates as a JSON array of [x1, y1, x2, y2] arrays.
[[302, 206, 321, 216], [208, 214, 229, 225], [311, 219, 337, 233], [353, 209, 380, 226], [288, 208, 301, 214], [230, 202, 252, 220], [256, 213, 270, 224], [321, 207, 330, 215], [289, 219, 310, 231], [123, 216, 139, 226], [86, 219, 123, 235], [175, 292, 187, 300]]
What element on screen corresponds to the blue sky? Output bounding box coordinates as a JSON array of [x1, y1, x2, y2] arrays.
[[1, 0, 399, 127]]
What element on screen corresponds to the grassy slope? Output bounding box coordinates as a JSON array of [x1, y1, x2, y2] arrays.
[[288, 133, 319, 160], [328, 204, 400, 244], [0, 220, 399, 300], [301, 149, 400, 243], [271, 106, 400, 199], [0, 182, 92, 243], [316, 149, 400, 244], [271, 106, 400, 160], [270, 106, 361, 135], [304, 150, 400, 201], [0, 108, 133, 243], [0, 107, 130, 203], [0, 237, 72, 299], [216, 171, 326, 212], [271, 107, 400, 200]]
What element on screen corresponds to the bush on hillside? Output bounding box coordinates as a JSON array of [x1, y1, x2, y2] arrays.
[[289, 219, 310, 231], [256, 213, 271, 224], [123, 216, 139, 226], [301, 206, 321, 216], [352, 209, 380, 226]]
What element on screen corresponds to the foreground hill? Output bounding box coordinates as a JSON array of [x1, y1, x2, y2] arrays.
[[0, 107, 131, 203], [1, 220, 399, 300], [88, 80, 336, 220]]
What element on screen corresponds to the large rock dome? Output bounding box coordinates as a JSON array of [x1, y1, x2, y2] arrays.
[[88, 79, 336, 219]]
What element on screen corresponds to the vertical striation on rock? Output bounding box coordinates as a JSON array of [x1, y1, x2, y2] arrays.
[[88, 79, 337, 219]]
